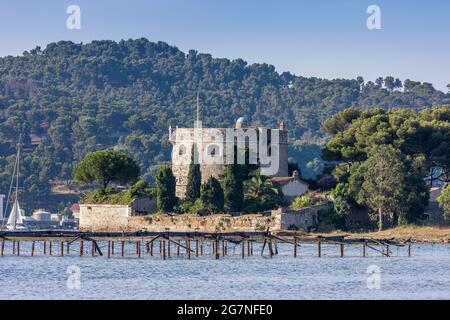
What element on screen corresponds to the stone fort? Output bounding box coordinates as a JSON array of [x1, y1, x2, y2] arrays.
[[169, 117, 289, 198]]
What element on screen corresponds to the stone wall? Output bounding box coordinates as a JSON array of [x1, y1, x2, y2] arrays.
[[272, 204, 330, 231], [79, 204, 131, 231], [79, 203, 327, 232]]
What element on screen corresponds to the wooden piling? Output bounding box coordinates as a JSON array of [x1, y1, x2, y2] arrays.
[[408, 243, 411, 257], [150, 241, 153, 256], [222, 240, 225, 256], [31, 241, 35, 257], [268, 239, 274, 258], [17, 241, 20, 256], [167, 239, 171, 257], [111, 241, 114, 255], [121, 241, 125, 257], [67, 242, 70, 254], [241, 239, 245, 259], [187, 240, 191, 260], [163, 240, 166, 260], [12, 241, 15, 255], [386, 245, 390, 257], [294, 238, 297, 258], [247, 240, 251, 257], [340, 242, 344, 258], [1, 239, 4, 257], [362, 243, 366, 257], [49, 241, 52, 256], [317, 241, 321, 257], [195, 240, 199, 257], [200, 241, 203, 256], [215, 240, 219, 259], [43, 241, 46, 255], [137, 241, 141, 258], [79, 240, 83, 257], [60, 241, 64, 257], [107, 241, 111, 259], [137, 241, 140, 255], [91, 241, 95, 257], [177, 241, 180, 256]]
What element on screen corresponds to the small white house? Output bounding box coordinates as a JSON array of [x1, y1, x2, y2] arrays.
[[271, 170, 309, 200]]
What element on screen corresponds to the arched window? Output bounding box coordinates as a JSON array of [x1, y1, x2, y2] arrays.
[[178, 144, 186, 156], [207, 144, 220, 157]]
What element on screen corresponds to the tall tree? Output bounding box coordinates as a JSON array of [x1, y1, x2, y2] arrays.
[[437, 185, 450, 223], [185, 144, 201, 203], [200, 177, 224, 214], [351, 145, 425, 230], [156, 165, 177, 212], [221, 164, 244, 212], [73, 150, 139, 189]]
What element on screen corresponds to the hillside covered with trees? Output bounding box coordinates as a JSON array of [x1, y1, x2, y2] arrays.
[[1, 38, 449, 210]]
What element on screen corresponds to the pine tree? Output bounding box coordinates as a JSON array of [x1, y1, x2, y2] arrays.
[[156, 165, 177, 212], [185, 144, 201, 203], [200, 177, 224, 214], [221, 164, 243, 212]]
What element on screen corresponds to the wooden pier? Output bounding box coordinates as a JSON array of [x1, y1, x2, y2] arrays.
[[0, 230, 413, 259]]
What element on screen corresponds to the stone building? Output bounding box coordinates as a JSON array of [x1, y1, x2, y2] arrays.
[[169, 117, 289, 198], [270, 170, 309, 201]]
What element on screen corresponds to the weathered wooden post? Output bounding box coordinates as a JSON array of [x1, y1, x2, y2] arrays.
[[111, 241, 114, 255], [274, 242, 278, 255], [187, 240, 191, 260], [1, 239, 4, 257], [340, 242, 344, 258], [215, 240, 219, 259], [408, 243, 411, 257], [49, 241, 53, 256], [362, 243, 366, 257], [225, 240, 228, 256], [268, 239, 274, 258], [60, 241, 64, 257], [163, 240, 166, 260], [67, 242, 70, 254], [150, 241, 154, 256], [121, 241, 125, 257], [241, 239, 245, 259], [107, 241, 111, 259], [43, 241, 47, 255], [159, 240, 162, 254], [195, 240, 199, 257], [167, 239, 171, 257], [317, 241, 321, 258], [91, 241, 95, 257], [12, 240, 15, 255], [200, 240, 203, 256], [294, 238, 297, 258], [138, 241, 141, 258], [386, 245, 390, 257], [177, 241, 180, 256], [31, 241, 35, 257], [222, 240, 225, 256], [79, 240, 83, 257], [17, 241, 20, 256]]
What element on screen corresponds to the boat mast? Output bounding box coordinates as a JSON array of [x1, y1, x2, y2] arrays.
[[13, 140, 21, 228]]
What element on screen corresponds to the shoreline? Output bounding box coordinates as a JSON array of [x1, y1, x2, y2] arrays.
[[309, 225, 450, 243]]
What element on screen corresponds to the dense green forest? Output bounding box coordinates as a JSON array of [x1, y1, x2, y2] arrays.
[[1, 38, 449, 211]]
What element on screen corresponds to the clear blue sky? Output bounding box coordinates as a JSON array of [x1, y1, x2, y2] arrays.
[[0, 0, 449, 91]]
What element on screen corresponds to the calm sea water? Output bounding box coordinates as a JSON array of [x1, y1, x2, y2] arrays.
[[0, 242, 449, 300]]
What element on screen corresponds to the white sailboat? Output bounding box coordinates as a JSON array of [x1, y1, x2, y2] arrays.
[[4, 138, 28, 231]]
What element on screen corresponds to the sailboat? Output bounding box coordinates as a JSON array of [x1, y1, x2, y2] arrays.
[[4, 138, 28, 231]]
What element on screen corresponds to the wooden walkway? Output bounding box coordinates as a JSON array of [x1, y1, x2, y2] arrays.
[[0, 229, 413, 259]]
